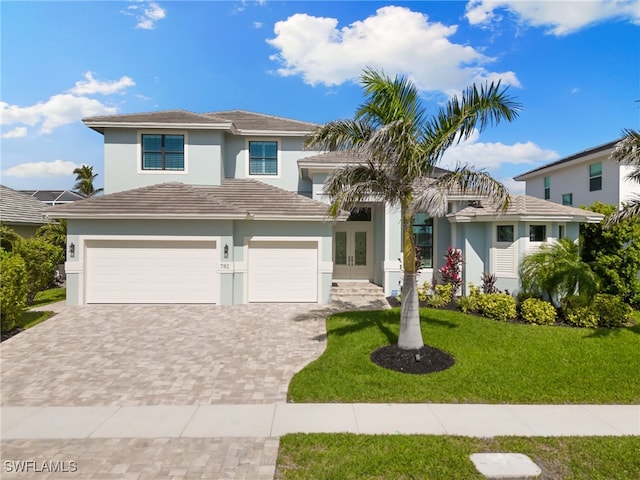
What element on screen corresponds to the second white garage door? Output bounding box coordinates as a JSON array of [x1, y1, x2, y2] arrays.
[[85, 240, 218, 304], [248, 241, 318, 303]]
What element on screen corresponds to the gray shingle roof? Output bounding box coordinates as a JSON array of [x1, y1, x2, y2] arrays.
[[46, 181, 342, 220], [207, 110, 318, 132], [83, 109, 318, 134], [0, 185, 47, 225], [449, 195, 605, 222]]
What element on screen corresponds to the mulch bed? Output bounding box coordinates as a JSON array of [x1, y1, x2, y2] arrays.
[[370, 343, 455, 375]]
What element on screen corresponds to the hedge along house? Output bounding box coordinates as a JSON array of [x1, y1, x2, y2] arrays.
[[46, 110, 603, 305]]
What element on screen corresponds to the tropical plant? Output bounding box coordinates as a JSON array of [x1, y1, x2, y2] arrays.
[[520, 298, 556, 326], [607, 129, 640, 225], [0, 225, 22, 252], [439, 247, 463, 295], [581, 202, 640, 307], [72, 164, 103, 197], [305, 68, 521, 349], [36, 219, 68, 252], [519, 238, 599, 308]]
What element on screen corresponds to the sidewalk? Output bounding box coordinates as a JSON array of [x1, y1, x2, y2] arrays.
[[3, 403, 638, 439]]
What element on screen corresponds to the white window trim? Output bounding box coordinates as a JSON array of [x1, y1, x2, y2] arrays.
[[137, 130, 189, 175], [495, 223, 516, 245], [246, 138, 281, 179]]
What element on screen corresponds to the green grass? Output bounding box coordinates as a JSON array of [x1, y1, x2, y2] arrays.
[[30, 287, 66, 307], [276, 434, 640, 480], [17, 310, 55, 330], [288, 308, 640, 404]]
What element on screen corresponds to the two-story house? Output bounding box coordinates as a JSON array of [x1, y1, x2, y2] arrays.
[[48, 110, 602, 305], [514, 139, 638, 208]]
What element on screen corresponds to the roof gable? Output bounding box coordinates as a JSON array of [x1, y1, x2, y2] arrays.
[[205, 110, 318, 133]]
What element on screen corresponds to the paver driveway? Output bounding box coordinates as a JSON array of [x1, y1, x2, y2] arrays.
[[1, 304, 328, 407], [2, 303, 332, 479]]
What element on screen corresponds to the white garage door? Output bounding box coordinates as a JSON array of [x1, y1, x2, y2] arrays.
[[86, 240, 218, 304], [248, 241, 318, 303]]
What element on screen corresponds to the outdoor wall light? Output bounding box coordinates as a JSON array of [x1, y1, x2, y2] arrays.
[[223, 244, 229, 259], [69, 243, 75, 258]]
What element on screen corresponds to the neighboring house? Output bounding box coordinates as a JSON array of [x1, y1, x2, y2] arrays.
[[21, 190, 87, 206], [0, 185, 47, 238], [47, 110, 603, 305], [514, 139, 638, 209]]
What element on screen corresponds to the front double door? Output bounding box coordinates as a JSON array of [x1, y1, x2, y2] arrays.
[[333, 223, 373, 281]]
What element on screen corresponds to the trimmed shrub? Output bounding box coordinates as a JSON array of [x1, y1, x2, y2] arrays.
[[592, 294, 633, 328], [565, 306, 599, 328], [14, 238, 64, 305], [426, 283, 453, 308], [477, 293, 517, 322], [0, 252, 27, 333], [457, 283, 481, 313], [520, 298, 557, 325]]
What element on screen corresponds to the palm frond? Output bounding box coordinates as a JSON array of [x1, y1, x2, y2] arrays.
[[356, 67, 426, 129], [323, 164, 403, 216], [611, 129, 640, 167], [411, 165, 510, 216], [304, 119, 375, 152], [605, 196, 640, 227], [422, 81, 521, 163]]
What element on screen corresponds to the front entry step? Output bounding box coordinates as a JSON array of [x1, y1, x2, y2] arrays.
[[330, 282, 391, 310]]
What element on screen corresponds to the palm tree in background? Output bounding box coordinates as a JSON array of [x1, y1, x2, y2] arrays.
[[607, 129, 640, 226], [305, 68, 521, 350], [73, 164, 103, 197]]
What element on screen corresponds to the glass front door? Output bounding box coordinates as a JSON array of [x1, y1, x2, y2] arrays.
[[333, 224, 372, 280]]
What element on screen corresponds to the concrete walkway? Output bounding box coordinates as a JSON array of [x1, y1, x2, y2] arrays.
[[3, 403, 638, 439]]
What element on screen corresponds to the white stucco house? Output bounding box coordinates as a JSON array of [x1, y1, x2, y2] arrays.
[[514, 139, 638, 209], [47, 110, 603, 305]]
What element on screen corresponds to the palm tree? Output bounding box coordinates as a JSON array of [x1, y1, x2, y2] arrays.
[[72, 164, 103, 197], [305, 68, 521, 350], [36, 219, 67, 251], [607, 129, 640, 226], [519, 238, 599, 308]]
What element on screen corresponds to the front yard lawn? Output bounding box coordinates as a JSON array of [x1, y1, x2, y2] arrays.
[[30, 287, 66, 307], [288, 308, 640, 404], [276, 434, 640, 480]]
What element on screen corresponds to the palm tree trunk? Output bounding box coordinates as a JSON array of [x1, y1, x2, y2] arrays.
[[398, 204, 424, 350]]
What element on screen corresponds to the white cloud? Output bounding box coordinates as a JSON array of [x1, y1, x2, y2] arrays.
[[267, 6, 520, 94], [440, 129, 560, 171], [70, 72, 135, 95], [465, 0, 640, 36], [2, 127, 27, 139], [501, 177, 526, 195], [3, 160, 80, 178], [254, 21, 263, 29], [1, 73, 133, 134], [122, 1, 166, 30]]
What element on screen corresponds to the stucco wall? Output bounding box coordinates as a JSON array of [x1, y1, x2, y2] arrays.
[[103, 129, 224, 194]]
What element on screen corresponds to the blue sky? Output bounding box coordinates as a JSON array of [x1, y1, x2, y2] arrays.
[[2, 0, 639, 193]]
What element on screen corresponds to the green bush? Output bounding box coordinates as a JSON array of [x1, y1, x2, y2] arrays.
[[565, 306, 599, 328], [426, 283, 453, 308], [15, 238, 64, 305], [592, 294, 633, 328], [0, 251, 28, 333], [457, 284, 481, 313], [477, 293, 517, 322], [520, 298, 557, 325]]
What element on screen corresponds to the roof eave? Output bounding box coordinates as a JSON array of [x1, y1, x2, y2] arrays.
[[82, 121, 235, 133]]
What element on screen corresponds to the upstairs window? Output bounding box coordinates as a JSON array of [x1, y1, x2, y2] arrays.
[[589, 162, 602, 191], [558, 225, 566, 239], [544, 176, 551, 200], [529, 225, 546, 242], [562, 193, 573, 206], [413, 214, 433, 268], [142, 134, 184, 171], [249, 141, 278, 175]]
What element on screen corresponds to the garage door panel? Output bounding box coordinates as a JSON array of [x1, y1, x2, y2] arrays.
[[86, 240, 218, 304], [248, 241, 318, 303]]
